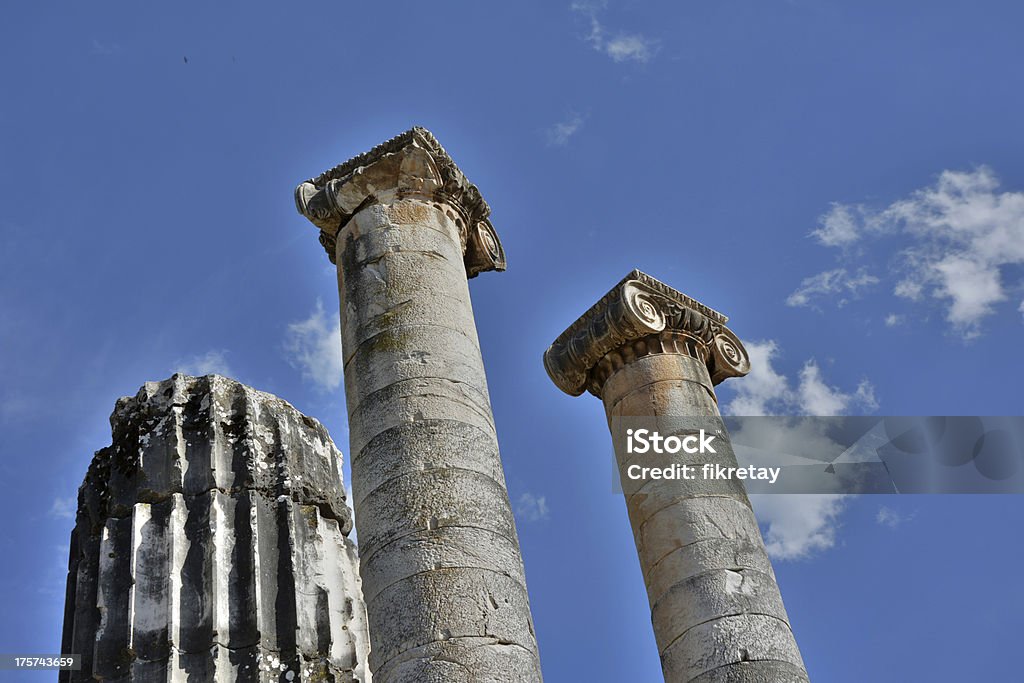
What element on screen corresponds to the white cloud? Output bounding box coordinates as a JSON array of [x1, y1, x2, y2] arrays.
[[722, 341, 877, 561], [49, 496, 76, 520], [284, 300, 343, 392], [893, 279, 923, 301], [605, 35, 654, 63], [811, 203, 863, 247], [884, 313, 904, 327], [723, 341, 790, 416], [571, 2, 656, 64], [932, 255, 1004, 333], [174, 349, 232, 377], [749, 494, 847, 560], [723, 341, 877, 417], [797, 363, 877, 416], [515, 492, 549, 522], [786, 268, 879, 308], [546, 113, 585, 147], [876, 505, 912, 529], [797, 167, 1024, 335]]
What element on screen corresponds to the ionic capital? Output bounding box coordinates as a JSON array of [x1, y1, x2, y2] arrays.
[[544, 270, 751, 398], [294, 127, 505, 278]]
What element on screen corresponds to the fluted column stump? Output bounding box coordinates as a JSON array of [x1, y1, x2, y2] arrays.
[[60, 374, 370, 682], [544, 271, 809, 683], [294, 128, 542, 683]]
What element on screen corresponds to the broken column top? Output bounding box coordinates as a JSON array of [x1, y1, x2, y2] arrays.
[[81, 373, 352, 533], [543, 269, 751, 398], [294, 126, 505, 277]]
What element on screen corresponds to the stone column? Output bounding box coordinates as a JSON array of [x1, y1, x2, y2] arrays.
[[544, 271, 809, 683], [294, 128, 542, 683], [60, 374, 370, 682]]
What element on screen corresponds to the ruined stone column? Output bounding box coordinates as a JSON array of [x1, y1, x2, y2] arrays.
[[544, 271, 809, 683], [294, 128, 542, 683], [60, 374, 370, 682]]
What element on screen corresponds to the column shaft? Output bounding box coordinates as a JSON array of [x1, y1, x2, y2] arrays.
[[603, 354, 807, 683], [545, 270, 809, 683], [295, 128, 542, 683], [341, 199, 538, 681]]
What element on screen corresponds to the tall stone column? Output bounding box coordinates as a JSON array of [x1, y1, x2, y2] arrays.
[[544, 271, 809, 683], [60, 373, 370, 682], [294, 128, 542, 683]]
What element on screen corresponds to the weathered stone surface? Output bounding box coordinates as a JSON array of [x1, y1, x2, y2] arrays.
[[644, 537, 776, 604], [355, 467, 520, 563], [687, 660, 811, 683], [632, 497, 763, 575], [660, 615, 806, 682], [347, 387, 495, 468], [544, 271, 808, 683], [60, 374, 370, 682], [296, 129, 542, 682], [343, 326, 490, 409], [649, 569, 791, 653], [365, 569, 536, 672], [359, 525, 528, 604], [602, 354, 718, 415], [373, 637, 539, 683]]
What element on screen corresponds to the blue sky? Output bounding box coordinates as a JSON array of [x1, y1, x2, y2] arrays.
[[2, 1, 1023, 680]]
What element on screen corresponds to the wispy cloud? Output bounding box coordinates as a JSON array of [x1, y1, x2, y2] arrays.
[[515, 492, 550, 522], [810, 203, 866, 247], [174, 349, 232, 377], [284, 300, 342, 392], [793, 167, 1024, 337], [723, 340, 877, 417], [884, 313, 904, 327], [876, 505, 914, 529], [571, 2, 656, 64], [604, 35, 654, 63], [0, 393, 37, 424], [750, 494, 847, 560], [786, 268, 879, 308], [546, 113, 585, 147], [37, 544, 74, 598], [49, 496, 76, 520], [90, 39, 121, 56]]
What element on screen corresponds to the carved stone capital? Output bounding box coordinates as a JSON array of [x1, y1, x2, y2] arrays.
[[544, 270, 751, 398], [294, 127, 506, 278]]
